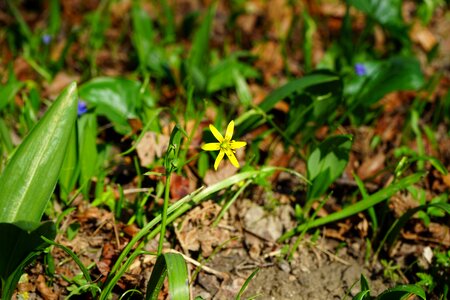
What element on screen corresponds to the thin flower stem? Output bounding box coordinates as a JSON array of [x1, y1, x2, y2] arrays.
[[158, 171, 172, 255]]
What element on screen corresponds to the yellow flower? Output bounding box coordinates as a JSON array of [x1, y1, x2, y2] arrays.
[[201, 120, 247, 170]]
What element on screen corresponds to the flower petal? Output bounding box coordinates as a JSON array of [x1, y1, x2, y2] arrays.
[[224, 149, 240, 168], [225, 120, 234, 140], [230, 141, 246, 149], [214, 150, 225, 170], [202, 143, 220, 151], [209, 124, 224, 142]]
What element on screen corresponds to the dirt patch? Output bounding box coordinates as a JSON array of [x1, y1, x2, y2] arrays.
[[191, 241, 391, 300]]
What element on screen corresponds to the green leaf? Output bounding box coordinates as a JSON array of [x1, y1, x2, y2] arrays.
[[48, 0, 61, 36], [186, 4, 216, 93], [348, 0, 407, 41], [131, 2, 168, 77], [145, 253, 189, 300], [0, 221, 56, 280], [384, 202, 450, 252], [349, 57, 424, 109], [78, 113, 99, 195], [236, 268, 259, 300], [285, 70, 343, 140], [375, 284, 426, 300], [41, 236, 96, 297], [0, 118, 14, 155], [360, 274, 370, 292], [279, 172, 425, 241], [353, 290, 371, 300], [58, 126, 79, 202], [0, 67, 24, 111], [0, 83, 78, 230], [207, 54, 259, 94], [236, 72, 341, 136], [79, 77, 154, 134], [307, 135, 353, 202]]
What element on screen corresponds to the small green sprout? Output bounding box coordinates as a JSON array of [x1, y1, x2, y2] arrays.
[[202, 120, 246, 170]]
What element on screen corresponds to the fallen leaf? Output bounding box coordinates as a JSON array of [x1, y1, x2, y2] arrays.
[[36, 275, 58, 300], [45, 72, 80, 98], [136, 132, 170, 167], [411, 21, 437, 52], [357, 152, 385, 180]]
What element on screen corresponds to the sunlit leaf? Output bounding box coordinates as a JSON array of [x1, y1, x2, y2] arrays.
[[376, 284, 426, 300], [145, 253, 189, 300], [0, 82, 78, 230], [307, 135, 353, 202], [79, 77, 155, 134]]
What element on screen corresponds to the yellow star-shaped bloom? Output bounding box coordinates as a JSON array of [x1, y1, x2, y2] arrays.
[[201, 120, 247, 170]]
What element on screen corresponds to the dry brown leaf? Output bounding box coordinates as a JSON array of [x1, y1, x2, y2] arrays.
[[136, 132, 170, 167], [36, 275, 58, 300], [357, 152, 385, 180], [389, 192, 418, 217], [45, 72, 79, 98], [252, 41, 284, 83], [170, 172, 196, 200], [267, 0, 292, 39], [176, 201, 232, 257], [411, 21, 437, 51]]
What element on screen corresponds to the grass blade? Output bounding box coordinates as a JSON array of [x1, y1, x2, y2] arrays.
[[279, 172, 425, 242]]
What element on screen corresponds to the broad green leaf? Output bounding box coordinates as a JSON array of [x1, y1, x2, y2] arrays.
[[0, 221, 56, 299], [348, 0, 407, 41], [348, 57, 424, 109], [376, 284, 426, 300], [0, 83, 78, 231], [236, 72, 341, 136], [0, 221, 55, 280], [207, 55, 259, 94], [145, 253, 189, 300], [307, 135, 353, 202], [79, 77, 154, 134], [285, 70, 343, 140]]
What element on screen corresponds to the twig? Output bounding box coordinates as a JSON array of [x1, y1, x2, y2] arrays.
[[164, 249, 229, 280]]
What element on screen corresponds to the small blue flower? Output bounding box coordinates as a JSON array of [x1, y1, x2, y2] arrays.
[[77, 100, 88, 116], [42, 34, 52, 45], [354, 63, 367, 76]]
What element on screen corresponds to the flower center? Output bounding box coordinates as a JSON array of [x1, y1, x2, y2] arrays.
[[220, 140, 230, 150]]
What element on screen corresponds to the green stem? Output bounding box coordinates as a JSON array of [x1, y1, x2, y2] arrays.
[[158, 171, 172, 255]]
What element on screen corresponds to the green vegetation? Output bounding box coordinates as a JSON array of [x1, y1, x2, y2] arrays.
[[0, 0, 449, 299]]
